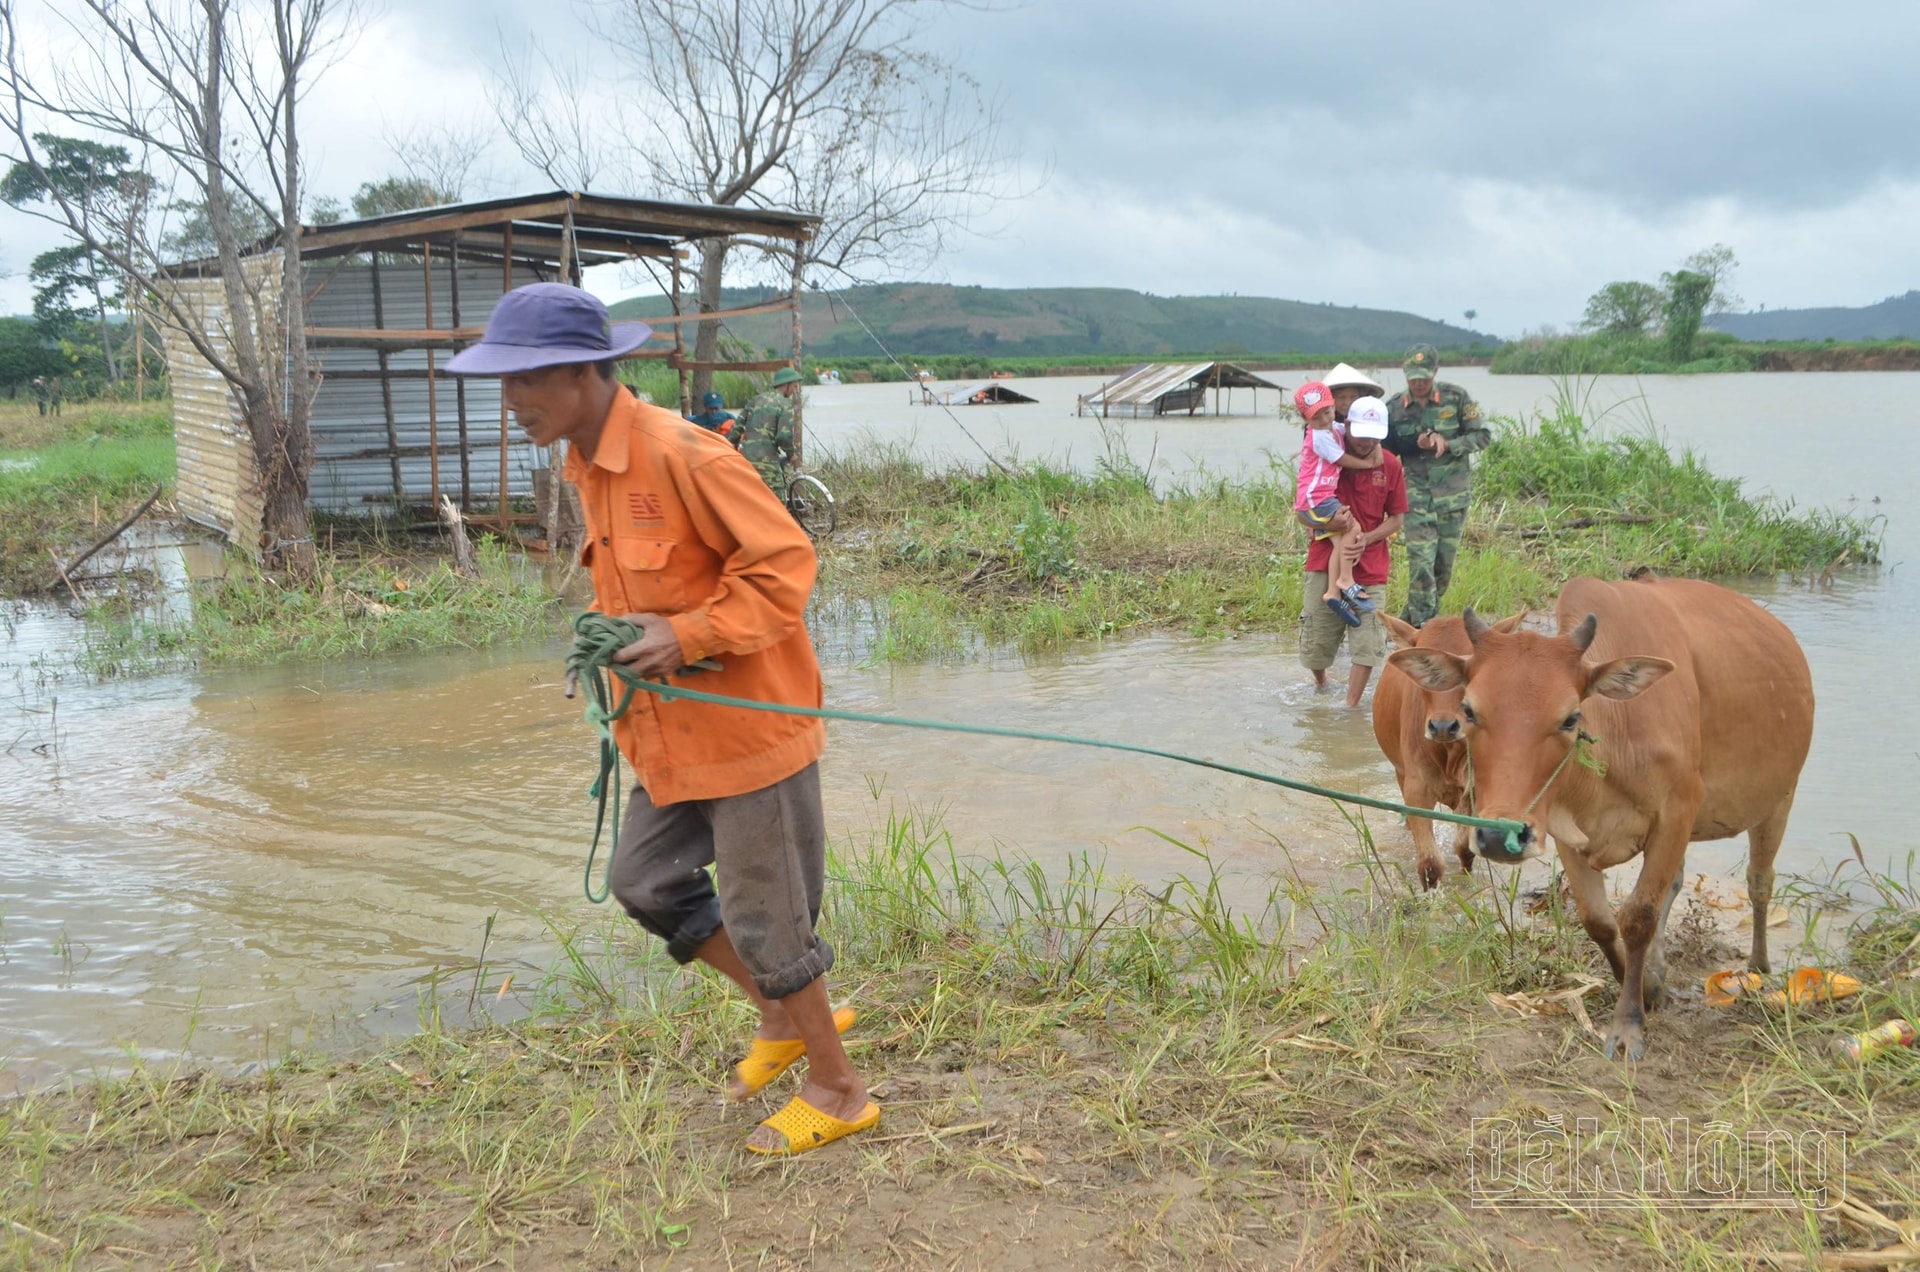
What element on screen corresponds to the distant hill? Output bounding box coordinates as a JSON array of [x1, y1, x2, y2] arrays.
[[609, 283, 1495, 359], [1707, 291, 1920, 341]]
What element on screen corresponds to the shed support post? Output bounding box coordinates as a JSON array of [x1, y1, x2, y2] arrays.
[[789, 240, 805, 463], [672, 252, 690, 417], [500, 222, 513, 531], [450, 233, 472, 512], [424, 241, 440, 509], [368, 250, 406, 510]]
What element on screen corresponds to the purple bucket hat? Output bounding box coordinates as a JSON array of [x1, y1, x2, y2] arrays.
[[443, 283, 652, 375]]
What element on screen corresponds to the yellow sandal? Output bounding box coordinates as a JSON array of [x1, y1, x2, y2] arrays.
[[746, 1094, 881, 1156], [731, 1006, 857, 1100]]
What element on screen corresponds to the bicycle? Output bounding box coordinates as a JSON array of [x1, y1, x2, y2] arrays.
[[783, 471, 836, 540]]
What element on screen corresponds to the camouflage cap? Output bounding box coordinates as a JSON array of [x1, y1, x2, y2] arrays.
[[1403, 343, 1440, 380]]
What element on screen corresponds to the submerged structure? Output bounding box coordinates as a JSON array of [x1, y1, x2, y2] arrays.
[[160, 191, 816, 552], [920, 381, 1040, 406], [1074, 362, 1284, 418]]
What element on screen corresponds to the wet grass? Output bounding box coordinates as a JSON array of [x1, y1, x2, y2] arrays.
[[2, 810, 1916, 1268], [808, 411, 1880, 660], [75, 531, 564, 675], [0, 400, 175, 595]]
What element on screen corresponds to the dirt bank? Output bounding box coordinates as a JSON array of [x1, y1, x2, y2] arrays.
[[1756, 346, 1920, 371]]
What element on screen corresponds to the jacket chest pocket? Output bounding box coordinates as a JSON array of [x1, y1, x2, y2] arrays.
[[613, 536, 687, 611]]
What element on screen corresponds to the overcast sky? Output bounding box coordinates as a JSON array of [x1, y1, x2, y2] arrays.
[[6, 0, 1920, 336]]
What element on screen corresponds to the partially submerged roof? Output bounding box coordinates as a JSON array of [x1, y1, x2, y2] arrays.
[[923, 381, 1039, 406], [1076, 362, 1283, 416], [166, 190, 819, 275]]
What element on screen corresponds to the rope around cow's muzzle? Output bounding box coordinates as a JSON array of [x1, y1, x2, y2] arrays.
[[564, 612, 1532, 903]]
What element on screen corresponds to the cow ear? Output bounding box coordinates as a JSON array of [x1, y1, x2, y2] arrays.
[[1491, 609, 1528, 634], [1382, 614, 1421, 647], [1584, 656, 1674, 701], [1389, 648, 1470, 692]]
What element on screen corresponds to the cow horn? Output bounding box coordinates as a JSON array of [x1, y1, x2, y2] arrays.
[[1568, 613, 1598, 651], [1462, 607, 1490, 644]]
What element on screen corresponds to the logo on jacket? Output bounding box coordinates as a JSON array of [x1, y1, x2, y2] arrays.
[[628, 492, 666, 524]]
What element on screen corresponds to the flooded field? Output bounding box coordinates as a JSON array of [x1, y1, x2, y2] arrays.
[[2, 368, 1912, 1090]]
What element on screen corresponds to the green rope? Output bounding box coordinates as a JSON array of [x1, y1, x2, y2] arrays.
[[564, 612, 1530, 904]]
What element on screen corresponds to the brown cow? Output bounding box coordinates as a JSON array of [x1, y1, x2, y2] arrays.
[[1373, 613, 1523, 889], [1386, 576, 1814, 1061]]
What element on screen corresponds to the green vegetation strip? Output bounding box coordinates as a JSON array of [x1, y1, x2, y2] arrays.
[[808, 414, 1880, 660]]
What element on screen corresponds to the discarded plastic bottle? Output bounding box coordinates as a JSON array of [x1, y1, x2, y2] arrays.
[[1832, 1018, 1918, 1062]]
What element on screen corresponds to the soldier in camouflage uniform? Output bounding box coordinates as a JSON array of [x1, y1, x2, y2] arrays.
[[735, 366, 802, 493], [1384, 343, 1489, 626]]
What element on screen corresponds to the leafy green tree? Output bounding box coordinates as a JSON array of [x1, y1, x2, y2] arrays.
[[350, 175, 453, 219], [1581, 281, 1665, 336], [0, 134, 148, 382], [308, 195, 348, 225], [158, 198, 273, 262], [0, 316, 64, 396], [1661, 270, 1715, 363], [27, 244, 118, 339], [1681, 243, 1741, 314]]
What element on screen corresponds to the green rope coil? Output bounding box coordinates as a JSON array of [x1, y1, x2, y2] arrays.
[[565, 612, 1530, 903]]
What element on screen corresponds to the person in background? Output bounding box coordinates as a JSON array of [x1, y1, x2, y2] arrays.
[[1299, 396, 1407, 708], [30, 376, 47, 417], [1322, 362, 1385, 425], [1384, 343, 1489, 626], [1292, 380, 1381, 626], [735, 366, 803, 492], [687, 390, 737, 442], [444, 284, 875, 1156]]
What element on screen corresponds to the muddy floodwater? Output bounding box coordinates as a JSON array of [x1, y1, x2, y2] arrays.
[[3, 369, 1913, 1089]]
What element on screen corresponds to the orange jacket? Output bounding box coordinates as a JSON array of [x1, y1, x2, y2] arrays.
[[565, 389, 825, 804]]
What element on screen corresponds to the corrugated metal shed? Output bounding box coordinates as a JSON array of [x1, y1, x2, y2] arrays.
[[163, 256, 276, 545], [303, 259, 544, 513], [1075, 362, 1285, 418], [920, 381, 1039, 406], [161, 190, 822, 556]]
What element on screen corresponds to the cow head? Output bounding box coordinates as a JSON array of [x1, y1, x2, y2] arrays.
[[1383, 612, 1525, 744], [1385, 608, 1674, 863]]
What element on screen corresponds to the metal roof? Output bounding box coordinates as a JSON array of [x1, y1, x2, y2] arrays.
[[166, 190, 820, 275], [922, 381, 1039, 406], [1075, 362, 1284, 417]]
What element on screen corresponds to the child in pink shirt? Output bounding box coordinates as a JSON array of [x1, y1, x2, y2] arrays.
[[1293, 381, 1381, 626]]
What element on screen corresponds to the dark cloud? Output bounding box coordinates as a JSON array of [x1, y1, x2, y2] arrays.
[[924, 0, 1920, 213], [5, 0, 1917, 325]]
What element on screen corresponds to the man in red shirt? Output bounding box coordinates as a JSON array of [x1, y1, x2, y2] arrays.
[[1299, 396, 1407, 707]]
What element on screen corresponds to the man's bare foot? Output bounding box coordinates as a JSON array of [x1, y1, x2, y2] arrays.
[[744, 1073, 871, 1152]]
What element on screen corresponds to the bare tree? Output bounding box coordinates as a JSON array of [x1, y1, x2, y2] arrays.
[[495, 0, 1017, 398], [0, 0, 358, 574], [1681, 243, 1742, 315], [382, 117, 492, 202]]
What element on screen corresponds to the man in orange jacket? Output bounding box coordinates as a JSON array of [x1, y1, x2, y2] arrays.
[[447, 284, 875, 1156]]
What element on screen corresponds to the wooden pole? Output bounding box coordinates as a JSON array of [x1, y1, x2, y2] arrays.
[[789, 240, 805, 463], [450, 232, 472, 512], [369, 250, 406, 508], [424, 240, 440, 508], [672, 252, 689, 417], [499, 222, 512, 531]]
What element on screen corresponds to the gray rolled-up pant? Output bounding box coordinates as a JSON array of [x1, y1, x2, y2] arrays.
[[608, 761, 832, 1000]]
